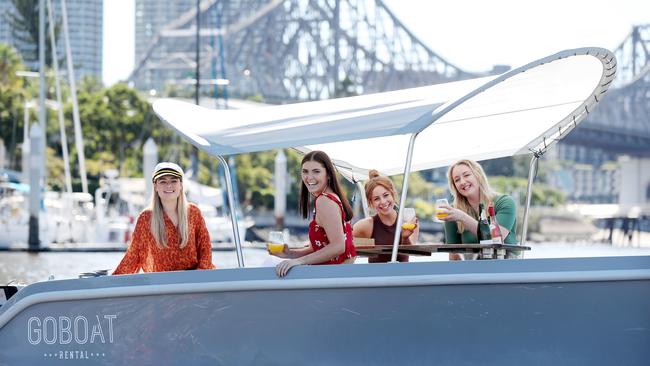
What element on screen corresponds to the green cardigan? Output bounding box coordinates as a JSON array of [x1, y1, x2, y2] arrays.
[[443, 194, 518, 244]]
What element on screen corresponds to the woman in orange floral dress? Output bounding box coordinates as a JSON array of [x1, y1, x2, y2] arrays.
[[112, 162, 215, 275]]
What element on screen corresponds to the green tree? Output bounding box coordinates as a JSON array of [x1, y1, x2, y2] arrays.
[[236, 152, 276, 209], [0, 43, 26, 170], [65, 82, 177, 186], [489, 176, 565, 207], [389, 172, 436, 218]]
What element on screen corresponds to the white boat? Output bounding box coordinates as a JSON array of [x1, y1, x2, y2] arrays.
[[0, 183, 95, 246], [2, 48, 649, 365]]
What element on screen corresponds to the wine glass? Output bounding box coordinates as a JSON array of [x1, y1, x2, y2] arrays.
[[434, 198, 449, 222]]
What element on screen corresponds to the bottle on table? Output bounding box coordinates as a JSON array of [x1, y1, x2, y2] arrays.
[[488, 204, 503, 244], [477, 203, 492, 244]]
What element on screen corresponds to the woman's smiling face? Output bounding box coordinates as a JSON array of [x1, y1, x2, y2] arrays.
[[370, 185, 395, 216], [451, 163, 478, 199], [301, 160, 328, 196], [154, 175, 182, 201]]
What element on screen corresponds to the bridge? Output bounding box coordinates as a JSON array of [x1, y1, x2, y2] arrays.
[[129, 1, 649, 155], [129, 0, 474, 102], [563, 24, 650, 157]]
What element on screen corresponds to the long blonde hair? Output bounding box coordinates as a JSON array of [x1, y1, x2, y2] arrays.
[[447, 159, 497, 233], [149, 180, 189, 248]]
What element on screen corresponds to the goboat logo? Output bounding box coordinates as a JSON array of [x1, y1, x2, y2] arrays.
[[27, 314, 117, 360]]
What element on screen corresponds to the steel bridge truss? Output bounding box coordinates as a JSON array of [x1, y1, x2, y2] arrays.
[[129, 0, 473, 101], [566, 24, 650, 156]]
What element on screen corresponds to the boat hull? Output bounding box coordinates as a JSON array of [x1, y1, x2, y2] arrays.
[[1, 256, 649, 365]]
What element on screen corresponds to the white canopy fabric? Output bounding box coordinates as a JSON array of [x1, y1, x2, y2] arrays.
[[153, 47, 616, 182], [153, 76, 493, 155], [300, 48, 617, 181]]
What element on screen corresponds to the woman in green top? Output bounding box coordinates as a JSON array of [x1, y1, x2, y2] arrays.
[[437, 159, 517, 257]]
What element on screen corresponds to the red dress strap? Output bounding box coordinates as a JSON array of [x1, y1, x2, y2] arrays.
[[313, 192, 347, 223], [308, 192, 356, 264]]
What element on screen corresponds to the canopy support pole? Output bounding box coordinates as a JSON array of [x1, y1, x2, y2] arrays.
[[520, 153, 539, 245], [356, 181, 370, 218], [217, 155, 245, 267], [391, 133, 418, 262]]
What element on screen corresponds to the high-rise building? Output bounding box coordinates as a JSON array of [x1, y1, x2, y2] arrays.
[[0, 0, 103, 81], [134, 0, 194, 90]]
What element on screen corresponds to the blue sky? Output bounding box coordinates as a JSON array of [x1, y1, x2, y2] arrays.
[[103, 0, 650, 86]]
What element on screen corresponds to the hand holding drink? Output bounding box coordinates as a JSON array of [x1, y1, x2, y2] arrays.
[[434, 198, 449, 222], [267, 231, 286, 255], [401, 208, 416, 230]]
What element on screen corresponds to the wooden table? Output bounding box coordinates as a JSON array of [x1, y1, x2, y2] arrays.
[[354, 243, 531, 259]]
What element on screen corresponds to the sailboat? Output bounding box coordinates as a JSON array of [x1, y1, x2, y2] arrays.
[[1, 48, 649, 365]]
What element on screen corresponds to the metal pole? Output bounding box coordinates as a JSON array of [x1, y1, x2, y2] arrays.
[[30, 0, 46, 250], [28, 124, 44, 250], [143, 138, 158, 200], [38, 0, 46, 176], [391, 133, 418, 262], [520, 154, 539, 245], [195, 0, 200, 105], [60, 0, 88, 193], [332, 0, 340, 95], [216, 2, 228, 108], [192, 0, 201, 178], [217, 155, 244, 267], [22, 103, 31, 184], [47, 0, 73, 195], [274, 150, 287, 229]]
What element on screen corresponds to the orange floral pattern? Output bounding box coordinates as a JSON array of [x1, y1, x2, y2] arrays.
[[113, 204, 215, 274]]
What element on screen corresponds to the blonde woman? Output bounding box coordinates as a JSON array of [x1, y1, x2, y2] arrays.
[[113, 162, 215, 274], [352, 170, 418, 262], [437, 159, 517, 249]]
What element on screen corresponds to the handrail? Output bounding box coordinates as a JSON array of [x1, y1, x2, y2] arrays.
[[391, 133, 418, 262], [217, 156, 245, 268], [520, 154, 539, 245]]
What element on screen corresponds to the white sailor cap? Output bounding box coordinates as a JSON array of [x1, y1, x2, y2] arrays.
[[152, 162, 184, 182]]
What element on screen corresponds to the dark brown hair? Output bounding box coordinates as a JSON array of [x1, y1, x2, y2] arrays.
[[299, 150, 353, 221]]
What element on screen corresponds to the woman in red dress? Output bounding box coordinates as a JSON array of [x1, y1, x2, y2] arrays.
[[270, 151, 356, 277]]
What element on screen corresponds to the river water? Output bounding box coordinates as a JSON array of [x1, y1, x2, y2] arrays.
[[2, 242, 650, 284]]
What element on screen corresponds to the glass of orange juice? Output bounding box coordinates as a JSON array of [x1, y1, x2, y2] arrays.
[[267, 231, 285, 254], [434, 198, 449, 222], [401, 208, 416, 230]]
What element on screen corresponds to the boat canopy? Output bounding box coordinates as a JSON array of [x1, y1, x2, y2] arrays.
[[153, 47, 616, 182]]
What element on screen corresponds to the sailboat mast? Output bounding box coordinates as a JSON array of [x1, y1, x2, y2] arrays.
[[60, 0, 88, 193], [46, 0, 73, 195]]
